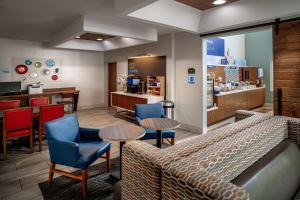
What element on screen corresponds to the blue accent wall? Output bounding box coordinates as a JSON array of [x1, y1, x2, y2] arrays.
[[245, 29, 273, 103]]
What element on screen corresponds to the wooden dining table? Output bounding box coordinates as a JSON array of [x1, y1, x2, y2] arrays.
[[140, 118, 180, 148]]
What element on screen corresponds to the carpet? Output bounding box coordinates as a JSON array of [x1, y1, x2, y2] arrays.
[[39, 157, 120, 200]]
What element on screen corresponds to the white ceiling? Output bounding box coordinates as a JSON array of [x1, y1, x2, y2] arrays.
[[0, 0, 175, 43], [0, 0, 299, 51]]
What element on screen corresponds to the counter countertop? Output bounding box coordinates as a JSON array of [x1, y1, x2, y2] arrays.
[[111, 91, 164, 99], [215, 87, 265, 97]]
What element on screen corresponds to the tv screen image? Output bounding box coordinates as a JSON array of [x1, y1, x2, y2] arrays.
[[0, 81, 21, 95]]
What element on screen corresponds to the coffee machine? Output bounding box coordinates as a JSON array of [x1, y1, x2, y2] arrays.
[[127, 77, 142, 93]]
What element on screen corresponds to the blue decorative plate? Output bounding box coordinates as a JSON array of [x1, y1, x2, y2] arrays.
[[46, 59, 55, 67], [25, 59, 32, 65]]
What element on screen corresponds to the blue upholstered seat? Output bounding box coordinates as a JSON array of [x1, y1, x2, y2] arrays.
[[135, 103, 176, 141], [45, 114, 111, 169]]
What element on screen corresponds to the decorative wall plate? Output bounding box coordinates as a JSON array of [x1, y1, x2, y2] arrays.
[[30, 71, 38, 79], [41, 68, 50, 76], [15, 65, 28, 74], [46, 59, 55, 67], [25, 59, 32, 65], [35, 62, 42, 68], [54, 68, 59, 74], [51, 75, 58, 81]]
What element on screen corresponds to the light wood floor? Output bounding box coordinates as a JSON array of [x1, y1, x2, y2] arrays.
[[0, 107, 199, 200]]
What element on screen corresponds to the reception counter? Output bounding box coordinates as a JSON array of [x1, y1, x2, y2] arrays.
[[208, 87, 265, 125], [111, 91, 164, 112]]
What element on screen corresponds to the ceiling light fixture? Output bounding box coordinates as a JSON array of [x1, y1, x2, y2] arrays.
[[97, 38, 103, 41], [75, 36, 80, 39], [213, 0, 226, 5]]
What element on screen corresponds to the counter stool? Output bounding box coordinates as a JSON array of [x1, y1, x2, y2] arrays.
[[57, 93, 74, 113]]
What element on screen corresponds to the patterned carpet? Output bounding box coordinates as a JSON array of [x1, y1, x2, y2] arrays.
[[39, 158, 120, 200]]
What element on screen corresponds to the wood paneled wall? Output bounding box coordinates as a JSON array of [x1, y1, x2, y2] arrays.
[[273, 20, 300, 117]]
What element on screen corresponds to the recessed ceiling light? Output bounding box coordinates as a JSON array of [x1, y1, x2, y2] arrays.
[[75, 36, 80, 39], [213, 0, 226, 5], [97, 38, 103, 41]]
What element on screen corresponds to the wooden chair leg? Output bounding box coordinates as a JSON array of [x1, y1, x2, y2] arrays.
[[29, 129, 33, 153], [106, 150, 111, 172], [82, 169, 88, 198], [48, 162, 55, 187], [39, 130, 42, 152], [3, 137, 7, 160], [171, 138, 175, 145]]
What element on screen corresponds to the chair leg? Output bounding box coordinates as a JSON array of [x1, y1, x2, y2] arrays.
[[48, 162, 55, 187], [29, 129, 33, 153], [39, 130, 42, 152], [106, 150, 111, 172], [82, 169, 88, 198], [171, 138, 175, 145], [3, 137, 7, 160]]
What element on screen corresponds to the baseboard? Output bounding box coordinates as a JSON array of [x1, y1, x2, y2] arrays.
[[263, 103, 273, 108], [77, 104, 106, 110], [179, 123, 203, 134]]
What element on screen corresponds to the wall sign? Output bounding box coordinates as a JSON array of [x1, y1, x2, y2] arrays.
[[207, 38, 225, 56], [188, 68, 195, 84]]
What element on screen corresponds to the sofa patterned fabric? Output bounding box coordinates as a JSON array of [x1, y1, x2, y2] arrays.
[[122, 111, 272, 199], [122, 111, 300, 200]]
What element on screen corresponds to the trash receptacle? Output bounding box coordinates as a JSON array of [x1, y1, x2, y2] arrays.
[[161, 100, 175, 119]]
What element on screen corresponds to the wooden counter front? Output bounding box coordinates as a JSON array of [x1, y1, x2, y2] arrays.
[[208, 87, 265, 125], [111, 92, 164, 112]]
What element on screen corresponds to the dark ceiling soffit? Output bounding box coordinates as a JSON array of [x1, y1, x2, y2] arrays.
[[199, 17, 300, 37]]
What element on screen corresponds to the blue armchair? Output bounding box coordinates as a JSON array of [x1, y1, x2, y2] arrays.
[[135, 103, 176, 145], [45, 114, 111, 198]]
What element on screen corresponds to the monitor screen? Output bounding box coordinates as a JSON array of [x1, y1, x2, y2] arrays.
[[132, 78, 140, 85], [127, 77, 133, 85], [0, 81, 21, 94]]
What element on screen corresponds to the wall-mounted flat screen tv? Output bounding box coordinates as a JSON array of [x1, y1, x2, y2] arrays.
[[0, 81, 21, 95]]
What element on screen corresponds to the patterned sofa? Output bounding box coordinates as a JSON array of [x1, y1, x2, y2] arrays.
[[121, 111, 300, 200]]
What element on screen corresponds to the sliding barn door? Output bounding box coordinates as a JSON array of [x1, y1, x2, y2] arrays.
[[274, 20, 300, 117]]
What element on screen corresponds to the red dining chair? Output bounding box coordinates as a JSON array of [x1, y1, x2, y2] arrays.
[[38, 105, 64, 151], [0, 100, 20, 110], [29, 97, 49, 107], [2, 107, 33, 160]]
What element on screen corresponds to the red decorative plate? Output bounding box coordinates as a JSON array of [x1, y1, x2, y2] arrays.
[[51, 75, 58, 80], [15, 65, 28, 74]]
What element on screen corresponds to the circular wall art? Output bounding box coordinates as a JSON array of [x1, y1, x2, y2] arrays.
[[46, 59, 55, 67], [25, 59, 32, 65], [15, 65, 28, 74], [30, 71, 38, 79], [41, 68, 50, 76], [51, 75, 58, 81], [54, 68, 59, 74], [35, 62, 42, 68]]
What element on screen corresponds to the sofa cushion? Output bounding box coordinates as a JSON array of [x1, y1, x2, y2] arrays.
[[232, 139, 300, 200]]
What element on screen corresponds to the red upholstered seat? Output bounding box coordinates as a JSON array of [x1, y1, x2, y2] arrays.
[[0, 100, 20, 110], [2, 107, 33, 160], [29, 97, 49, 106], [6, 129, 30, 138], [38, 104, 64, 151]]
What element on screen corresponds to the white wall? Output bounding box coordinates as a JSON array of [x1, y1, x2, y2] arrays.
[[104, 33, 205, 133], [0, 38, 105, 109], [222, 34, 245, 59], [174, 32, 204, 133]]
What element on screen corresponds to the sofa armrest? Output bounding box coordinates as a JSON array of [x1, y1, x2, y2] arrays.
[[122, 141, 162, 200], [235, 110, 261, 122], [288, 118, 300, 148]]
